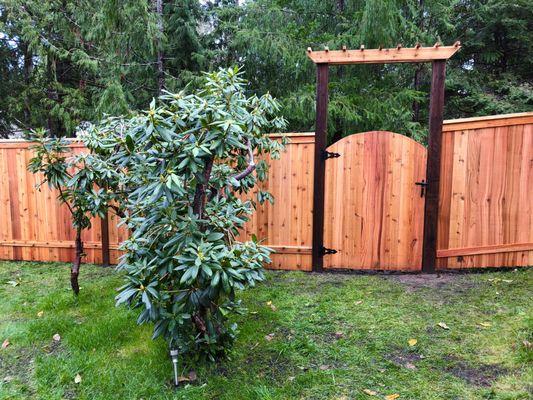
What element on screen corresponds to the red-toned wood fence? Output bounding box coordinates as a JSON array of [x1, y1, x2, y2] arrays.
[[0, 112, 531, 270], [437, 113, 533, 268]]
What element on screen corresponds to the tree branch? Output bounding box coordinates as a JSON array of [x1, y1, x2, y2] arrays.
[[230, 139, 255, 181]]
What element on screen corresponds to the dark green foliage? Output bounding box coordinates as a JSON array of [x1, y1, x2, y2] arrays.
[[1, 0, 531, 141]]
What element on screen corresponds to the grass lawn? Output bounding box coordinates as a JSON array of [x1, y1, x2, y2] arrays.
[[0, 261, 531, 400]]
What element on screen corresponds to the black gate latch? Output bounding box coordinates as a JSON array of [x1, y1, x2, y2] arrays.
[[320, 246, 338, 255], [323, 150, 341, 160], [415, 180, 428, 197]]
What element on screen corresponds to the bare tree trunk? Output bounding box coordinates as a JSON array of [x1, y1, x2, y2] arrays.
[[154, 0, 165, 95], [412, 65, 423, 123], [412, 0, 424, 124], [331, 0, 345, 144], [46, 55, 59, 136], [71, 228, 83, 295], [22, 42, 33, 126]]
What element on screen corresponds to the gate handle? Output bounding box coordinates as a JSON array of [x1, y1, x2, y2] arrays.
[[415, 180, 428, 197]]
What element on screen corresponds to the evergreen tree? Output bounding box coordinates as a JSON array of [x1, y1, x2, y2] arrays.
[[0, 0, 531, 140]]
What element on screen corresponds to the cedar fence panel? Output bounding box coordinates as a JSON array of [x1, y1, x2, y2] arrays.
[[236, 133, 314, 270], [0, 133, 315, 270], [0, 141, 127, 265], [437, 112, 533, 268]]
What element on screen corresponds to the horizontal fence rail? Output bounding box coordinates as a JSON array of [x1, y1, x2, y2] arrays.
[[1, 112, 532, 270]]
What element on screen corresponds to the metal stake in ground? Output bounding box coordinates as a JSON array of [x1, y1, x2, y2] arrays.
[[170, 349, 179, 387]]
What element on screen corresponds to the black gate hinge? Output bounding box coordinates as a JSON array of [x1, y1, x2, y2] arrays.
[[322, 150, 341, 160], [320, 246, 338, 255]]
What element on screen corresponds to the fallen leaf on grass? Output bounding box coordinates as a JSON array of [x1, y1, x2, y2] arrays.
[[354, 300, 363, 305], [6, 280, 19, 287], [408, 338, 417, 346], [266, 301, 277, 311], [385, 394, 400, 400], [288, 376, 295, 382], [74, 374, 82, 384], [265, 333, 275, 341], [52, 334, 61, 342], [319, 364, 330, 370], [2, 339, 10, 349], [478, 322, 491, 328], [502, 279, 513, 283], [37, 311, 44, 318], [437, 322, 450, 330], [334, 331, 344, 339], [522, 340, 532, 349], [3, 375, 14, 382], [362, 389, 377, 396], [178, 376, 190, 383]]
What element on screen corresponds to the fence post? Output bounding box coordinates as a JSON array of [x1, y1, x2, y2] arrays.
[[311, 63, 329, 272], [422, 60, 446, 273], [101, 211, 110, 267]]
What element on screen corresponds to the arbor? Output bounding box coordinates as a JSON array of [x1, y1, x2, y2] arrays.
[[94, 67, 287, 359]]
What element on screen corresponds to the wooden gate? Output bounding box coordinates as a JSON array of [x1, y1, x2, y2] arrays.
[[323, 131, 427, 270]]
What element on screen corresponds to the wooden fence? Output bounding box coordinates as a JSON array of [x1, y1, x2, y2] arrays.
[[0, 141, 127, 265], [0, 112, 531, 270]]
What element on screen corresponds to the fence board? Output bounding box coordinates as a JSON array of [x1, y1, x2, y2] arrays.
[[236, 133, 314, 270]]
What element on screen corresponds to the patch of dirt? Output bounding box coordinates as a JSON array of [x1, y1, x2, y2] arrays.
[[386, 273, 476, 293], [445, 358, 508, 387], [386, 349, 424, 370], [246, 350, 295, 381]]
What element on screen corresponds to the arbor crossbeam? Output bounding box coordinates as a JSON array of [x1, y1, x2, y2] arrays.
[[306, 43, 461, 65]]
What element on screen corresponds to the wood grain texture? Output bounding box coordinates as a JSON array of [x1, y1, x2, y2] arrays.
[[306, 45, 461, 65], [442, 112, 533, 132], [0, 141, 120, 264], [311, 63, 329, 271], [437, 116, 533, 268], [323, 131, 427, 270], [422, 60, 446, 272], [236, 134, 315, 271]]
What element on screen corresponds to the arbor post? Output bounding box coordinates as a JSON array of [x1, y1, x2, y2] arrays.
[[311, 63, 329, 271], [422, 60, 446, 273]]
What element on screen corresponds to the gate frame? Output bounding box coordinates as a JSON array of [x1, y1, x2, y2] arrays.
[[307, 43, 461, 273]]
